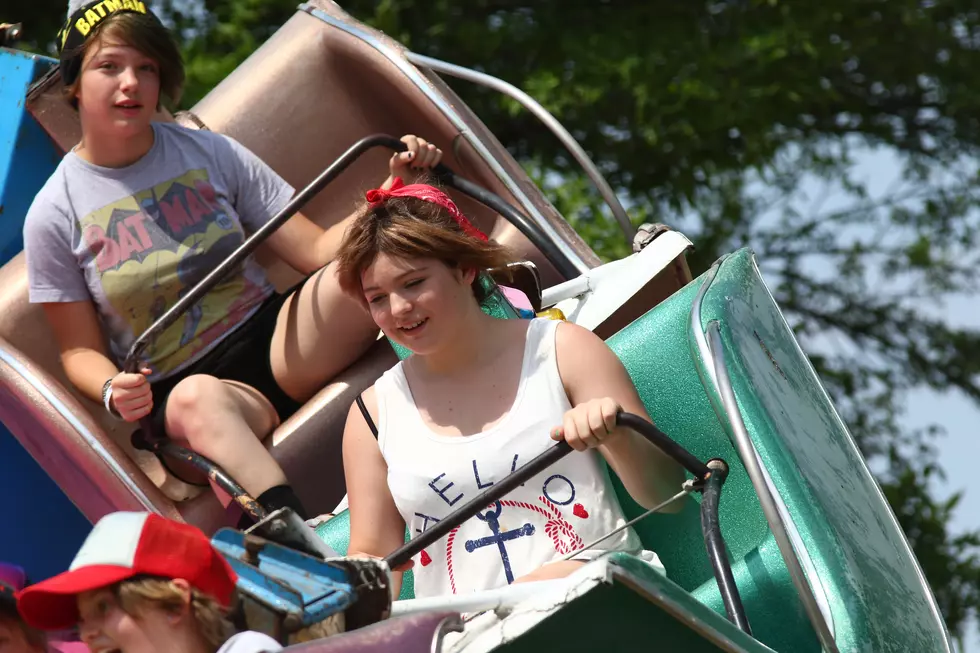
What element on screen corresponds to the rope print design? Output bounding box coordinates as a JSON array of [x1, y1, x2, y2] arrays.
[[442, 496, 584, 594]]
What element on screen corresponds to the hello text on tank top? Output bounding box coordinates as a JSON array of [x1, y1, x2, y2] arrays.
[[376, 318, 645, 598]]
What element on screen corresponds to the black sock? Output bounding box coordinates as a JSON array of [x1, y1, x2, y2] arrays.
[[256, 484, 309, 521], [236, 512, 256, 530]]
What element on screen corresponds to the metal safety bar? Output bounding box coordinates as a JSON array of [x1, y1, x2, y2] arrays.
[[124, 133, 586, 519], [130, 430, 268, 520], [700, 459, 751, 634], [405, 52, 636, 242], [440, 164, 580, 279], [705, 323, 839, 653], [124, 133, 573, 374], [384, 411, 752, 634], [688, 256, 837, 650], [299, 3, 592, 277]]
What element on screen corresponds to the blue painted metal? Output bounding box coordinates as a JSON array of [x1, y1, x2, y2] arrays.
[[0, 48, 89, 582], [0, 433, 90, 581], [0, 49, 61, 261], [211, 529, 359, 627]]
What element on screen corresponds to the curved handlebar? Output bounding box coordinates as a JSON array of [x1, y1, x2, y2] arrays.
[[380, 411, 751, 634], [123, 134, 577, 374], [384, 411, 707, 570]]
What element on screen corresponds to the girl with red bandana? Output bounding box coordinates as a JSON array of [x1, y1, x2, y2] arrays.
[[333, 179, 686, 598]]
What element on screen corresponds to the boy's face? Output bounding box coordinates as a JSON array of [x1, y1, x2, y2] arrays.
[[76, 34, 161, 140], [0, 617, 43, 653], [77, 588, 173, 653]]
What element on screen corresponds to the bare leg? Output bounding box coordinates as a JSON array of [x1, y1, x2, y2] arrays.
[[513, 560, 585, 584], [164, 375, 284, 497], [269, 260, 379, 402]]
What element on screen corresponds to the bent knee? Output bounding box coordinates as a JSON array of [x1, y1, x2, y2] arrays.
[[165, 375, 228, 435]]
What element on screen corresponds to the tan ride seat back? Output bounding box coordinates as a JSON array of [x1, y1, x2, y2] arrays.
[[9, 0, 599, 531]]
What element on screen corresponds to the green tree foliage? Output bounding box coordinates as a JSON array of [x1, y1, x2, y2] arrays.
[[4, 0, 65, 54], [7, 0, 980, 645]]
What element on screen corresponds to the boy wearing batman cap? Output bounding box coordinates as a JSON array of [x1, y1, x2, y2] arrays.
[[57, 0, 183, 109], [25, 0, 445, 525]]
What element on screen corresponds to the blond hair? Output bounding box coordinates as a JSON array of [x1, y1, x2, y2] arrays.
[[114, 577, 234, 653]]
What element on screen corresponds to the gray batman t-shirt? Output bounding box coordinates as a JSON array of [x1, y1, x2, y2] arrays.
[[23, 121, 294, 381]]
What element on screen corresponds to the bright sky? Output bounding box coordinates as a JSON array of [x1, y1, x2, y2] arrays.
[[843, 150, 978, 535], [809, 148, 979, 651], [910, 313, 979, 653], [708, 142, 977, 650]]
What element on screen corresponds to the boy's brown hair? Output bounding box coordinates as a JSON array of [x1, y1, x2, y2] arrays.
[[114, 577, 234, 653], [64, 11, 184, 109], [335, 184, 514, 305]]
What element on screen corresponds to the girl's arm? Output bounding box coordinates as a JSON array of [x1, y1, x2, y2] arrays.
[[260, 209, 353, 275], [342, 385, 411, 596], [41, 301, 152, 422], [555, 321, 687, 511], [264, 136, 443, 275]]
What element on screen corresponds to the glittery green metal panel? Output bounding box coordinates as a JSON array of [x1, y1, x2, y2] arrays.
[[605, 272, 819, 653], [314, 249, 949, 651], [693, 249, 950, 651], [496, 554, 776, 653]]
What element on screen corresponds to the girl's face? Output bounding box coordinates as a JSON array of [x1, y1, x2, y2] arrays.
[[360, 253, 476, 355], [75, 35, 160, 138], [77, 587, 180, 653], [0, 618, 42, 653]]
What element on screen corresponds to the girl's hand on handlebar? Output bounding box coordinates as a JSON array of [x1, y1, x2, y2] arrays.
[[552, 398, 621, 452], [110, 368, 153, 422], [350, 551, 414, 573], [390, 135, 443, 177]]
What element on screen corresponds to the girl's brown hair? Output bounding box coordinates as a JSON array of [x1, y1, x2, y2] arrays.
[[65, 12, 184, 109], [335, 182, 514, 304], [114, 577, 233, 653]]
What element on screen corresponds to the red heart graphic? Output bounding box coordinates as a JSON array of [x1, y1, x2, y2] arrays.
[[573, 503, 589, 519], [420, 550, 432, 566]]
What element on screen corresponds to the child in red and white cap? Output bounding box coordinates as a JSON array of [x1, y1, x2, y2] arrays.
[[16, 512, 281, 653]]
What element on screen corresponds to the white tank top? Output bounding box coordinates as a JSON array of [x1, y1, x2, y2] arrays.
[[375, 318, 661, 598]]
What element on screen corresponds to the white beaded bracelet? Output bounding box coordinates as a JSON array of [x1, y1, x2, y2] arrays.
[[102, 378, 121, 419]]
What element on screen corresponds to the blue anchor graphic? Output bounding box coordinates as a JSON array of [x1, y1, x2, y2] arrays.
[[464, 501, 535, 584]]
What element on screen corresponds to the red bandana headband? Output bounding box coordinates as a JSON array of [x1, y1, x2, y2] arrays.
[[365, 177, 488, 242]]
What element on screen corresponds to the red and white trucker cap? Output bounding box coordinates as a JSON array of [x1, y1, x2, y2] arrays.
[[16, 512, 238, 630]]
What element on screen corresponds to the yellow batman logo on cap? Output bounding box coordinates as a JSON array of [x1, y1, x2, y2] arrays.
[[61, 0, 147, 48]]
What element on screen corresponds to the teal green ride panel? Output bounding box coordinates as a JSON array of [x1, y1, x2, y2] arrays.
[[604, 256, 821, 652]]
